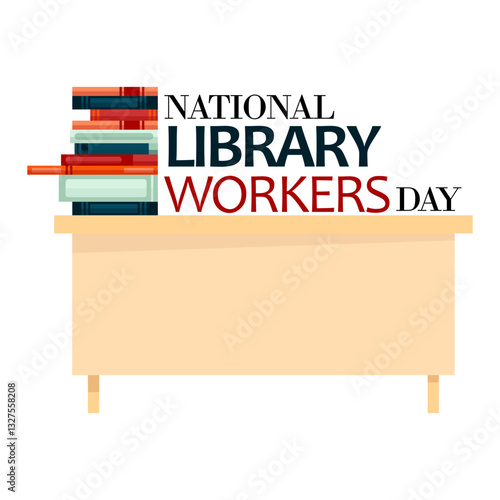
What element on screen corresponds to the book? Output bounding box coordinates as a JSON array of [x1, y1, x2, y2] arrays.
[[73, 87, 157, 97], [59, 175, 158, 202], [70, 130, 158, 143], [90, 110, 158, 121], [74, 144, 154, 155], [72, 120, 157, 130], [72, 96, 157, 110], [73, 201, 158, 215], [28, 165, 158, 175], [61, 154, 158, 166]]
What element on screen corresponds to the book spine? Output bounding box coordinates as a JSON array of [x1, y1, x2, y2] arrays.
[[72, 87, 157, 97], [70, 130, 158, 143], [28, 165, 158, 175], [74, 143, 151, 155], [90, 109, 158, 121], [72, 120, 157, 130], [59, 175, 158, 202], [27, 166, 66, 175], [72, 96, 158, 110], [72, 202, 158, 215], [61, 154, 158, 166]]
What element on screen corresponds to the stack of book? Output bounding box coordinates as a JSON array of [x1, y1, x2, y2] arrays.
[[27, 87, 159, 215]]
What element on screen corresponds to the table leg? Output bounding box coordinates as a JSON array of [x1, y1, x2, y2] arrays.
[[88, 375, 99, 413], [428, 375, 439, 413]]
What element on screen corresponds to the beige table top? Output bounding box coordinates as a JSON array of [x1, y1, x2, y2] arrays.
[[54, 215, 473, 234]]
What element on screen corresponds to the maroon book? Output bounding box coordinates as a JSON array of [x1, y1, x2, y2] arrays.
[[61, 154, 158, 166]]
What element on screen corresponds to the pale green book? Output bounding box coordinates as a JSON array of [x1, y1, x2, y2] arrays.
[[59, 175, 158, 202], [70, 130, 158, 144]]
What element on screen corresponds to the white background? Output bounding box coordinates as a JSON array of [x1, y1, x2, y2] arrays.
[[1, 0, 499, 499]]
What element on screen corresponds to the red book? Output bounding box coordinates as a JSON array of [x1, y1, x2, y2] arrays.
[[90, 109, 158, 121], [73, 120, 157, 130], [73, 87, 157, 96], [61, 154, 158, 166], [28, 165, 158, 175]]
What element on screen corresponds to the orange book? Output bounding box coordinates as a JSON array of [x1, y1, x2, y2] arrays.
[[72, 87, 157, 96], [72, 120, 157, 130], [27, 165, 158, 175]]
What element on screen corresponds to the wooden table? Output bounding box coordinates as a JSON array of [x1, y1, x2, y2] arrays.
[[55, 215, 472, 413]]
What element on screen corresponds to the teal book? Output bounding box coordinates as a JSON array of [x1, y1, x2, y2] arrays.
[[59, 175, 158, 202], [70, 130, 158, 144], [72, 96, 157, 109], [74, 143, 151, 155], [73, 202, 158, 215], [74, 144, 158, 155]]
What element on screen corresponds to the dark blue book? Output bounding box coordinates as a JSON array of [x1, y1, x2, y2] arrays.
[[74, 143, 150, 154], [72, 202, 158, 216], [72, 96, 157, 110]]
